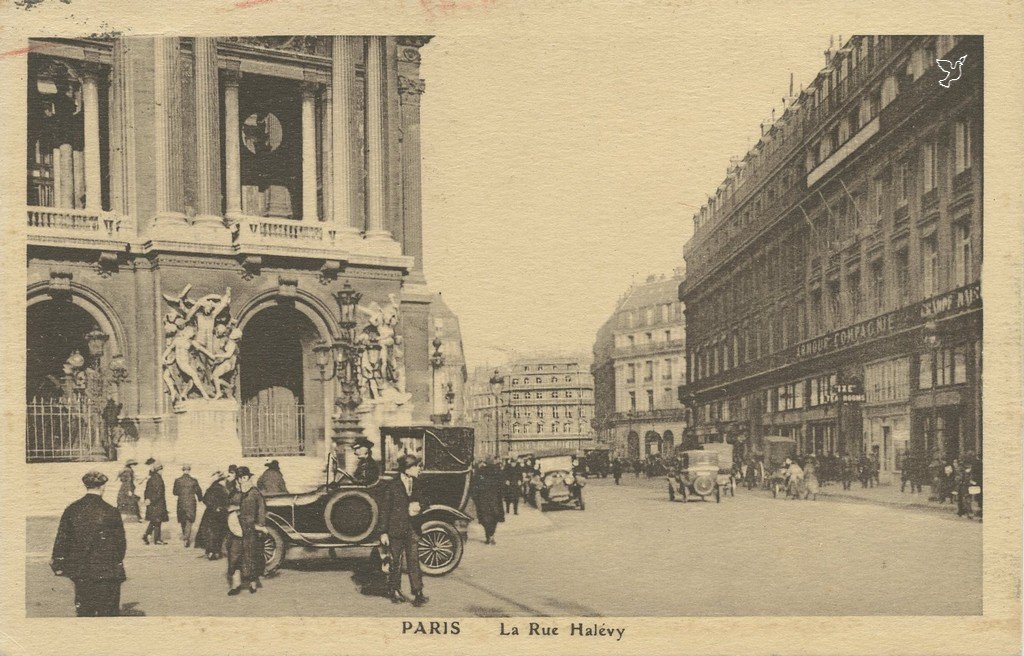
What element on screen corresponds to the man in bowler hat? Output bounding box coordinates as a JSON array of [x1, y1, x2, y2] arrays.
[[380, 454, 428, 606], [173, 464, 203, 547], [352, 437, 381, 486], [142, 461, 168, 544], [51, 471, 127, 616]]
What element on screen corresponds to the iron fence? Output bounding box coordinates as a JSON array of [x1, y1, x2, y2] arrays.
[[239, 402, 307, 457], [26, 397, 108, 463]]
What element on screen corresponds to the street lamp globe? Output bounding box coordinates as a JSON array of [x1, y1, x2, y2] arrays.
[[85, 329, 109, 359], [334, 282, 362, 325]]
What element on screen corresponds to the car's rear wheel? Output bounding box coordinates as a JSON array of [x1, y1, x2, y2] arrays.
[[417, 520, 464, 576], [262, 524, 287, 574]]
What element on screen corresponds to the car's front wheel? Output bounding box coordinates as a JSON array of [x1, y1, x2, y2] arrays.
[[262, 524, 287, 574], [417, 520, 464, 577]]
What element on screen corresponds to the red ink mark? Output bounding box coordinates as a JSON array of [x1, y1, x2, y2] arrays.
[[0, 42, 57, 58], [230, 0, 276, 10]]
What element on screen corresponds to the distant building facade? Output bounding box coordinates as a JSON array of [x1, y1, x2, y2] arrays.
[[592, 271, 688, 459], [428, 293, 469, 425], [679, 36, 982, 481], [468, 357, 595, 458]]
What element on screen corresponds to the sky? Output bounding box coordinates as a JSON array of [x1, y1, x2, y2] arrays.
[[417, 6, 835, 370]]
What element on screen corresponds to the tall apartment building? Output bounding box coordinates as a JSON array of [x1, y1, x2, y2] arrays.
[[679, 36, 982, 481], [592, 272, 687, 459], [468, 358, 595, 458]]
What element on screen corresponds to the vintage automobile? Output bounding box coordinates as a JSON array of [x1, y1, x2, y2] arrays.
[[701, 441, 737, 497], [763, 435, 797, 498], [260, 425, 474, 577], [667, 449, 723, 503], [582, 447, 611, 478], [534, 453, 585, 511]]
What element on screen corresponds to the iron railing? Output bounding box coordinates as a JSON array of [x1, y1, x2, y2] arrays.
[[26, 397, 108, 463], [238, 402, 307, 457]]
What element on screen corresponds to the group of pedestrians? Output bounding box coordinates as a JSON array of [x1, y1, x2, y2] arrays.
[[469, 456, 553, 545]]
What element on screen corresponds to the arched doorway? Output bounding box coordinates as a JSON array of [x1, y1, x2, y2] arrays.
[[27, 300, 99, 400], [645, 430, 662, 456], [662, 430, 675, 455], [238, 305, 325, 457], [626, 431, 640, 460]]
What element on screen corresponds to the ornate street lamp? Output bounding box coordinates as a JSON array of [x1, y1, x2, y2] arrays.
[[331, 283, 365, 474], [489, 369, 504, 457], [923, 320, 942, 457], [429, 319, 451, 425]]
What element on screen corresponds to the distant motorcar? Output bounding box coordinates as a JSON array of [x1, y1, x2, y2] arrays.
[[582, 448, 611, 478], [763, 435, 797, 498], [260, 426, 474, 577], [701, 441, 737, 497], [667, 449, 723, 503], [534, 453, 585, 511]]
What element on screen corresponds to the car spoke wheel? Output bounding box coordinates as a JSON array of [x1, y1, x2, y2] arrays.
[[417, 520, 464, 576], [262, 525, 287, 574]]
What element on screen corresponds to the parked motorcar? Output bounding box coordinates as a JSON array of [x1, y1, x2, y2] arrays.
[[762, 435, 797, 498], [582, 448, 611, 478], [667, 449, 723, 503], [260, 425, 474, 577], [534, 453, 585, 511]]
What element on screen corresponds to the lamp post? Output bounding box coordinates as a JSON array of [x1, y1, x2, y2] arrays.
[[489, 369, 503, 458], [430, 319, 451, 425], [923, 320, 942, 458], [61, 329, 129, 458], [331, 282, 365, 475]]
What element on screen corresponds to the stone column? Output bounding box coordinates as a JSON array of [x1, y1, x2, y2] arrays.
[[321, 86, 333, 225], [364, 36, 392, 245], [223, 67, 243, 220], [193, 37, 226, 233], [81, 65, 103, 211], [331, 36, 361, 239], [152, 37, 188, 229], [301, 81, 319, 222]]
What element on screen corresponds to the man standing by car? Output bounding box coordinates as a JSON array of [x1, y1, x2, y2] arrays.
[[352, 437, 382, 486], [51, 471, 127, 616], [380, 454, 428, 607]]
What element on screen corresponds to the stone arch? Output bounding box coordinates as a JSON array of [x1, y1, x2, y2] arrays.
[[626, 431, 640, 460], [235, 289, 340, 343], [644, 430, 662, 456], [27, 282, 129, 358], [662, 429, 675, 454]]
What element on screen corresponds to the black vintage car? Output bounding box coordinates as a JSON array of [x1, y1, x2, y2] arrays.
[[582, 447, 611, 478], [260, 426, 474, 577]]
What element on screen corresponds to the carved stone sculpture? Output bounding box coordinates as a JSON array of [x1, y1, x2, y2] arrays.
[[161, 285, 239, 405]]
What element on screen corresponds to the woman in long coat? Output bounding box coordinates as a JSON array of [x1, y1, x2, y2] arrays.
[[470, 462, 505, 545], [142, 462, 169, 544], [116, 460, 142, 522], [225, 467, 268, 595], [803, 456, 820, 500], [195, 472, 229, 559]]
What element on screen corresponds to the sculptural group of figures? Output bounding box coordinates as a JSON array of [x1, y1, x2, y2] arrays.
[[160, 286, 409, 409], [161, 285, 241, 405]]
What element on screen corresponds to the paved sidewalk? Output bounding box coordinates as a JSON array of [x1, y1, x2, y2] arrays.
[[815, 483, 971, 515]]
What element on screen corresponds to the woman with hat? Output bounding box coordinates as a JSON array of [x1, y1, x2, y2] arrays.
[[195, 471, 229, 560], [116, 459, 142, 522], [225, 466, 268, 595], [142, 461, 169, 545]]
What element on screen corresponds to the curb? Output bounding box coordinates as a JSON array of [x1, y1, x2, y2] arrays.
[[815, 491, 961, 515]]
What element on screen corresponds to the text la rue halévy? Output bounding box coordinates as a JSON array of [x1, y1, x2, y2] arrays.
[[500, 621, 625, 641]]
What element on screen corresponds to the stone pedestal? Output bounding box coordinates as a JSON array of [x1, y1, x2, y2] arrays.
[[173, 398, 242, 464]]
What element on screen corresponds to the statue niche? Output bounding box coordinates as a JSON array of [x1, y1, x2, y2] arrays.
[[161, 285, 242, 407]]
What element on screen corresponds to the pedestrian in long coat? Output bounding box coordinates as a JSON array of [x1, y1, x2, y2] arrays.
[[51, 471, 127, 616], [501, 462, 521, 515], [225, 467, 268, 595], [471, 462, 505, 545], [142, 462, 169, 545], [803, 457, 820, 500], [173, 464, 204, 547], [116, 459, 142, 522], [195, 472, 229, 559], [257, 460, 289, 495]]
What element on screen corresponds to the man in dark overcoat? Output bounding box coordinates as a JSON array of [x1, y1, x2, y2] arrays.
[[143, 461, 169, 545], [380, 454, 428, 607], [173, 464, 204, 547], [51, 471, 127, 616], [471, 461, 505, 545], [352, 437, 382, 486], [195, 471, 229, 559], [502, 460, 521, 515], [257, 460, 289, 495]]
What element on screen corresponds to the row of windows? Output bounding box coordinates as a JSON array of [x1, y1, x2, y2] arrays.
[[510, 422, 588, 435], [623, 358, 679, 383], [511, 375, 577, 385], [617, 302, 684, 330], [511, 389, 590, 400], [625, 387, 678, 412], [509, 406, 588, 420]]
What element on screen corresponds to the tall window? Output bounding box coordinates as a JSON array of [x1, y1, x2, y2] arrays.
[[953, 221, 973, 286], [847, 270, 862, 320], [922, 235, 939, 296], [871, 258, 886, 313], [895, 247, 910, 301], [646, 389, 655, 411], [827, 280, 842, 328], [644, 361, 654, 381], [895, 160, 909, 206], [810, 289, 823, 335], [922, 141, 939, 192], [628, 391, 636, 411], [626, 363, 635, 383], [873, 177, 884, 222], [954, 121, 972, 174], [663, 358, 673, 380]]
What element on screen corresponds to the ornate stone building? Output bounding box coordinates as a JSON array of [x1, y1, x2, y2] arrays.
[[24, 35, 440, 482], [591, 272, 688, 459], [679, 36, 982, 481]]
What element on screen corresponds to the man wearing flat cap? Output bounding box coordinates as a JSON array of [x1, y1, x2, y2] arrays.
[[352, 437, 381, 486], [51, 471, 127, 616], [380, 453, 428, 607]]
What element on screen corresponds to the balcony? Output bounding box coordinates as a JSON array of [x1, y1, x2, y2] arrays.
[[613, 338, 686, 359], [229, 215, 411, 268], [27, 206, 134, 249]]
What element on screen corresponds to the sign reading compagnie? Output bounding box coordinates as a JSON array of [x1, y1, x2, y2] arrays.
[[795, 282, 981, 360]]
